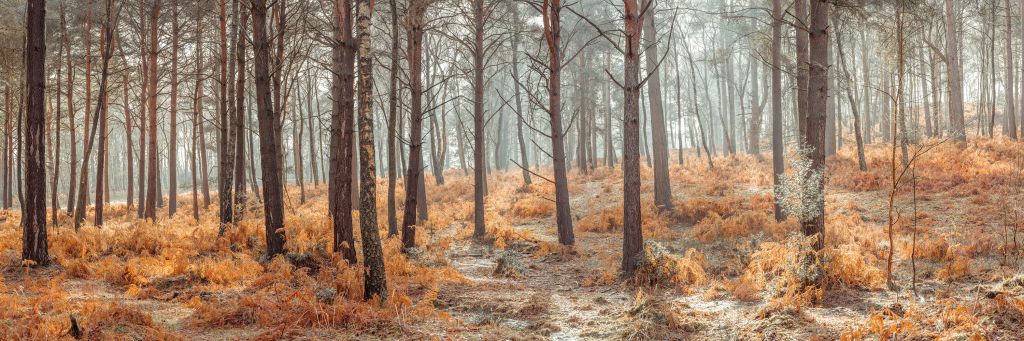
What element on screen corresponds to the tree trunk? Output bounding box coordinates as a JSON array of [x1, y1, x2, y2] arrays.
[[386, 0, 400, 237], [234, 4, 249, 217], [836, 21, 867, 171], [803, 0, 828, 250], [252, 0, 286, 257], [621, 0, 643, 275], [168, 1, 180, 217], [542, 0, 575, 245], [402, 0, 427, 249], [944, 0, 967, 142], [23, 0, 48, 265], [355, 0, 388, 302], [217, 0, 235, 233], [771, 0, 786, 221], [329, 0, 357, 263], [144, 0, 162, 220], [641, 5, 672, 209], [794, 0, 809, 138]]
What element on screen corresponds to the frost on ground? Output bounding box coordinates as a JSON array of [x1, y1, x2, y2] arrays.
[[1, 141, 1023, 339]]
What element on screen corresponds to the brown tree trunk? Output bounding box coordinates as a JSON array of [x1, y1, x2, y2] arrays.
[[471, 0, 488, 240], [233, 2, 249, 218], [23, 0, 48, 265], [168, 1, 180, 217], [771, 0, 786, 222], [75, 0, 117, 229], [1009, 0, 1019, 139], [192, 17, 205, 221], [252, 0, 287, 257], [217, 0, 235, 233], [802, 0, 828, 250], [355, 0, 388, 302], [144, 0, 162, 220], [386, 0, 400, 237], [621, 0, 643, 275], [402, 0, 428, 249], [944, 0, 967, 142], [53, 4, 67, 225], [542, 0, 575, 245], [641, 1, 673, 210], [794, 0, 809, 138], [835, 22, 867, 171], [329, 0, 356, 263]]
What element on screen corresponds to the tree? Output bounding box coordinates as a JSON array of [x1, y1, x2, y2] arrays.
[[401, 0, 431, 250], [942, 0, 966, 142], [144, 0, 162, 220], [22, 0, 48, 265], [641, 0, 672, 210], [802, 0, 828, 250], [771, 0, 786, 222], [217, 0, 236, 234], [168, 0, 181, 217], [330, 0, 357, 263], [620, 0, 643, 275], [356, 0, 388, 302], [385, 0, 401, 237], [75, 0, 119, 228], [252, 0, 287, 257], [1004, 0, 1017, 139], [536, 0, 574, 246]]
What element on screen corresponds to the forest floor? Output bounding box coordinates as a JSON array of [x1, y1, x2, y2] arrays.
[[2, 139, 1024, 340]]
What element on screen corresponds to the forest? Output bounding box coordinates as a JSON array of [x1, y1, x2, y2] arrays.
[[0, 0, 1023, 339]]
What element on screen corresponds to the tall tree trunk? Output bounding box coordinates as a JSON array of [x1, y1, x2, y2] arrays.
[[803, 0, 828, 250], [233, 4, 249, 218], [542, 0, 575, 245], [144, 0, 162, 220], [510, 12, 531, 185], [836, 21, 867, 171], [75, 1, 117, 228], [252, 0, 286, 257], [771, 0, 786, 221], [471, 0, 488, 240], [329, 0, 356, 263], [621, 0, 643, 275], [385, 0, 400, 237], [217, 0, 236, 233], [355, 0, 388, 302], [402, 0, 427, 249], [23, 0, 48, 265], [53, 4, 67, 225], [192, 16, 205, 220], [168, 1, 180, 217], [944, 0, 967, 142], [794, 0, 809, 138], [641, 4, 672, 209]]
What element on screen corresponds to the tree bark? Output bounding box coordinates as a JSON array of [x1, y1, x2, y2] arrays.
[[640, 5, 672, 209], [23, 0, 48, 265], [771, 0, 786, 222], [355, 0, 388, 302], [803, 0, 828, 250], [329, 0, 357, 263], [944, 0, 967, 142], [144, 0, 162, 220], [402, 0, 428, 249], [621, 0, 643, 275], [252, 0, 287, 257], [542, 0, 575, 245], [217, 0, 236, 234]]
